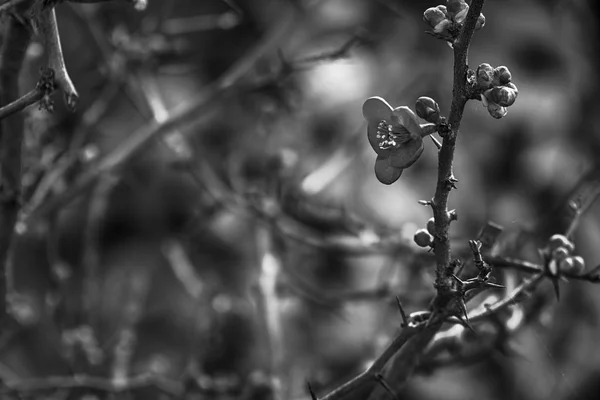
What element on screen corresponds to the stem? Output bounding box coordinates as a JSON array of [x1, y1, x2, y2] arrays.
[[0, 16, 32, 318], [37, 7, 79, 110], [432, 0, 486, 294]]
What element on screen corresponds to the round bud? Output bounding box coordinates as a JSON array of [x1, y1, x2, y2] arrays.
[[415, 97, 441, 123], [558, 257, 574, 273], [424, 7, 448, 29], [447, 0, 468, 23], [414, 229, 434, 247], [433, 19, 452, 34], [570, 256, 586, 274], [551, 246, 570, 262], [493, 66, 512, 85], [489, 86, 517, 107], [426, 217, 436, 235], [476, 63, 494, 88], [548, 234, 575, 253], [436, 5, 449, 15], [505, 82, 519, 96], [475, 13, 486, 30], [486, 101, 507, 119], [547, 259, 559, 277]]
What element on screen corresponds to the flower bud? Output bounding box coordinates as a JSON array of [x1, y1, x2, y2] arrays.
[[551, 246, 570, 262], [426, 217, 436, 235], [415, 96, 441, 123], [548, 234, 574, 253], [424, 7, 448, 29], [547, 259, 559, 276], [486, 101, 507, 119], [570, 256, 586, 274], [489, 86, 517, 107], [493, 66, 512, 85], [447, 0, 468, 23], [475, 13, 486, 30], [558, 257, 574, 273], [414, 229, 434, 247], [505, 82, 519, 96], [476, 63, 494, 88]]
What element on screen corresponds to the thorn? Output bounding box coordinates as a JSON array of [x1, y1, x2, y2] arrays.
[[429, 134, 442, 150], [417, 199, 432, 206], [457, 299, 470, 325], [455, 313, 477, 335], [448, 209, 458, 222], [375, 373, 398, 400], [450, 273, 464, 287], [551, 277, 560, 301], [396, 296, 408, 328], [455, 262, 465, 278], [307, 381, 318, 400], [469, 240, 482, 253]]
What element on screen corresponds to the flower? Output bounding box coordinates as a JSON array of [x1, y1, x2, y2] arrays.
[[363, 97, 432, 184]]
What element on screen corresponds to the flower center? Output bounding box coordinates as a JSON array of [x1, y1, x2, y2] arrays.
[[376, 120, 412, 150]]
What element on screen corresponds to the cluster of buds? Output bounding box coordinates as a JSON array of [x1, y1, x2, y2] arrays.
[[476, 63, 518, 119], [423, 0, 485, 42], [413, 217, 438, 248], [545, 234, 585, 275]]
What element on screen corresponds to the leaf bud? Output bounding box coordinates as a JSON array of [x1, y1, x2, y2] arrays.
[[475, 13, 486, 30]]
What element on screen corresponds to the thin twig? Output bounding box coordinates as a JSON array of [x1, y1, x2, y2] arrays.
[[22, 4, 297, 226], [2, 373, 183, 397], [0, 87, 44, 120], [0, 15, 33, 318]]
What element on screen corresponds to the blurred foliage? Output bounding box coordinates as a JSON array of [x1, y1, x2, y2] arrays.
[[2, 0, 600, 399]]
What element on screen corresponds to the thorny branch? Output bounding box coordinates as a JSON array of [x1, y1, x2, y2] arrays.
[[431, 0, 486, 296]]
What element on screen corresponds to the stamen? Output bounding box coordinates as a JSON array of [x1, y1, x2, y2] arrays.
[[376, 119, 407, 150]]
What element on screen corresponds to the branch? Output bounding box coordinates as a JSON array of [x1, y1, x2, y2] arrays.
[[37, 7, 79, 110], [22, 3, 297, 226], [431, 0, 486, 294], [0, 15, 33, 319], [1, 373, 183, 397]]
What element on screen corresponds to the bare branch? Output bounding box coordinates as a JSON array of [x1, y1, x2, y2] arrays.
[[22, 3, 297, 226], [0, 15, 33, 319], [37, 7, 78, 110]]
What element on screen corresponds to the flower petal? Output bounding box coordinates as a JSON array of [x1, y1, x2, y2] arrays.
[[364, 97, 395, 157], [388, 137, 424, 168], [374, 156, 403, 185], [391, 106, 421, 139], [362, 97, 394, 123]]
